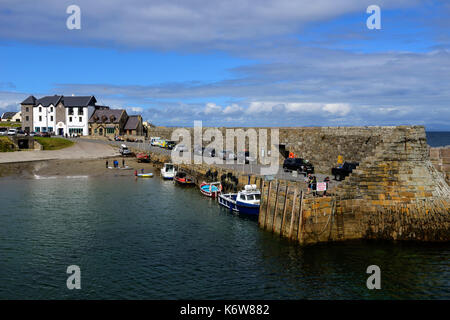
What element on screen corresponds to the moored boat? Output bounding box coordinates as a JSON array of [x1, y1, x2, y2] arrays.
[[161, 163, 176, 180], [174, 172, 194, 185], [199, 181, 222, 198], [218, 184, 261, 215]]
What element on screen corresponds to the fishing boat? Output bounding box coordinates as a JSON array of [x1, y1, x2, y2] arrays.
[[199, 181, 222, 198], [161, 163, 176, 180], [218, 184, 261, 215], [174, 172, 194, 185]]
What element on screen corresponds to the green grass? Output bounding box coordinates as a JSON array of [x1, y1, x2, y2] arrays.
[[34, 137, 75, 150], [0, 122, 21, 127], [0, 136, 16, 152]]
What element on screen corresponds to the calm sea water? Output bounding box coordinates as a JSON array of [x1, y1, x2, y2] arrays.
[[426, 131, 450, 147], [0, 176, 448, 300]]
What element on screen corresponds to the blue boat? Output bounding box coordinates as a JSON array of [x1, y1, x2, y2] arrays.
[[218, 184, 261, 216]]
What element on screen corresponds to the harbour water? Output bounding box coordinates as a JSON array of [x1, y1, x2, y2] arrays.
[[426, 131, 450, 147], [0, 176, 448, 299]]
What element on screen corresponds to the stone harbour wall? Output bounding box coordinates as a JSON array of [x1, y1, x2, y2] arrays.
[[142, 125, 449, 245]]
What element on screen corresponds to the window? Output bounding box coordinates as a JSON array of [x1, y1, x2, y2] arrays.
[[79, 117, 82, 122], [35, 127, 40, 132], [50, 107, 54, 112], [39, 116, 42, 121], [106, 128, 115, 134], [69, 117, 72, 122], [26, 116, 29, 121], [94, 128, 98, 134], [69, 128, 83, 134], [78, 108, 83, 115], [39, 107, 42, 112], [50, 116, 54, 121], [68, 108, 74, 115], [48, 127, 53, 132], [26, 107, 29, 112]]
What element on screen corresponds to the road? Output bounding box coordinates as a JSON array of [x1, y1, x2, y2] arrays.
[[0, 138, 119, 163], [82, 138, 340, 189]]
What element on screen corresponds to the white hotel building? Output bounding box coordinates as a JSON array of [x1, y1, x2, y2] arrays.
[[21, 95, 99, 136]]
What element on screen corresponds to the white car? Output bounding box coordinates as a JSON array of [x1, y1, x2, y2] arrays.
[[0, 128, 7, 136], [7, 128, 17, 136], [173, 144, 189, 153], [150, 137, 161, 146]]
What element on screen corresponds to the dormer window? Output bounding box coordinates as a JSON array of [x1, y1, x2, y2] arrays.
[[50, 107, 54, 112], [39, 107, 42, 112], [78, 107, 83, 115], [68, 108, 74, 115]]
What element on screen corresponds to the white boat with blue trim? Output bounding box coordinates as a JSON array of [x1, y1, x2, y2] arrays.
[[218, 184, 261, 215], [161, 163, 176, 180]]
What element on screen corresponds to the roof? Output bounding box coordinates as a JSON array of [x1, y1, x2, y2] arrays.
[[35, 95, 63, 107], [21, 95, 36, 105], [61, 96, 97, 107], [89, 109, 126, 124], [124, 115, 142, 130], [25, 95, 97, 107], [1, 112, 18, 119]]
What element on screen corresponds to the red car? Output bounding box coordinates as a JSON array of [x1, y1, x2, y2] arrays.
[[136, 152, 150, 163]]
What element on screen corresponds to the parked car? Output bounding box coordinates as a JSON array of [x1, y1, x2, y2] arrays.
[[0, 128, 8, 136], [331, 162, 359, 181], [203, 147, 216, 157], [237, 151, 256, 164], [150, 137, 161, 146], [39, 132, 51, 137], [136, 152, 150, 163], [218, 150, 236, 160], [173, 144, 189, 153], [29, 131, 37, 137], [282, 158, 314, 175], [163, 140, 176, 150], [193, 144, 205, 156], [119, 144, 132, 156], [7, 128, 17, 136], [16, 130, 25, 136]]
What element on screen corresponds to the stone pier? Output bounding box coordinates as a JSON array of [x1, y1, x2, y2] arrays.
[[142, 125, 449, 244]]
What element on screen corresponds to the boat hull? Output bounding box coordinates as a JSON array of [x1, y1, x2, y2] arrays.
[[218, 194, 260, 215], [200, 182, 221, 198]]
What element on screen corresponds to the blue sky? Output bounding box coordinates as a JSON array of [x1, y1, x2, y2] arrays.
[[0, 0, 449, 129]]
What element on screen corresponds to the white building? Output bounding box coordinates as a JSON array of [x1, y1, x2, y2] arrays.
[[21, 95, 98, 136]]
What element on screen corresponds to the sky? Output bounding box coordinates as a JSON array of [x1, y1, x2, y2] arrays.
[[0, 0, 449, 129]]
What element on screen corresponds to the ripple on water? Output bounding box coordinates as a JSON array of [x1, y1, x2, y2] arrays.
[[0, 177, 448, 299]]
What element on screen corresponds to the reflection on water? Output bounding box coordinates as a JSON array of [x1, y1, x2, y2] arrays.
[[0, 176, 448, 299]]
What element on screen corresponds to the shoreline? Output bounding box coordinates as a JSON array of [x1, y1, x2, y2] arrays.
[[0, 157, 155, 179]]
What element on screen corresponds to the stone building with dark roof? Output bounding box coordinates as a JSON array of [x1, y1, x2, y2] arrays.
[[124, 115, 144, 136], [88, 109, 128, 137]]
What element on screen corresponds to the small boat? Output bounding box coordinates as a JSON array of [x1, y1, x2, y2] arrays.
[[174, 172, 194, 185], [199, 181, 222, 198], [134, 170, 153, 178], [218, 184, 261, 215], [137, 173, 153, 178], [161, 163, 176, 180]]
